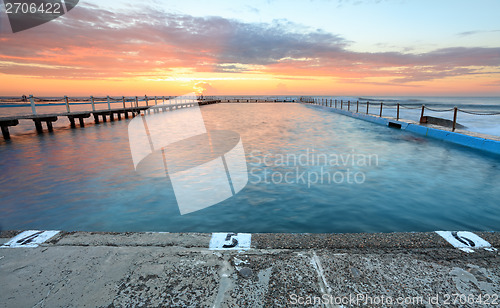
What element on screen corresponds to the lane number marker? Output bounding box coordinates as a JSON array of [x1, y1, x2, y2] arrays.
[[1, 230, 60, 248], [435, 231, 497, 253], [209, 233, 251, 250]]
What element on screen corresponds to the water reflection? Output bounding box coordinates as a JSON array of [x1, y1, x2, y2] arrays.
[[0, 103, 499, 233]]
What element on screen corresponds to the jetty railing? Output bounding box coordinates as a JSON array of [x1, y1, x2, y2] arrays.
[[0, 95, 220, 140], [218, 96, 297, 103], [300, 97, 500, 133]]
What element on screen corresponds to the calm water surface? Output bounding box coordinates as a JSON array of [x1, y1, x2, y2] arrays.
[[1, 103, 499, 233]]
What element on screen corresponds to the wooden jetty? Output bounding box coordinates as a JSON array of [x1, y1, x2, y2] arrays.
[[0, 98, 219, 140]]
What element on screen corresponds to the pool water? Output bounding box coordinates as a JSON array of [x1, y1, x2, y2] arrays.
[[1, 103, 499, 233]]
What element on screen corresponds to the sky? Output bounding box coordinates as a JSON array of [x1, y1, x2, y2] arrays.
[[0, 0, 499, 96]]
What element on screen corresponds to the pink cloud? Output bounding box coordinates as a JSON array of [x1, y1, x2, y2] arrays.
[[0, 3, 499, 85]]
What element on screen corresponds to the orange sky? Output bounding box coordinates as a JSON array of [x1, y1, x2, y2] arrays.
[[1, 2, 499, 97]]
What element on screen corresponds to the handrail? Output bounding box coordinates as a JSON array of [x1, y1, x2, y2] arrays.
[[299, 96, 500, 132]]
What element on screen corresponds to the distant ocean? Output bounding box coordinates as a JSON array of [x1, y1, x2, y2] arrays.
[[1, 95, 499, 136]]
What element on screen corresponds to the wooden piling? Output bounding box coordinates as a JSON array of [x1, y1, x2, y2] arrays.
[[1, 125, 11, 139], [64, 96, 70, 113], [420, 105, 425, 123], [107, 96, 111, 110], [366, 102, 369, 114], [452, 107, 458, 132], [356, 101, 359, 113], [34, 119, 43, 133], [397, 103, 400, 120], [91, 96, 95, 111], [0, 120, 18, 140], [379, 102, 383, 117], [135, 96, 139, 115], [348, 101, 350, 111]]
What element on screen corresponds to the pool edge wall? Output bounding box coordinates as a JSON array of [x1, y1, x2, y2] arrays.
[[2, 230, 499, 249], [306, 104, 500, 155]]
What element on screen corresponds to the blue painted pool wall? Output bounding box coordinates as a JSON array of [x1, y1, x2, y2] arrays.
[[306, 104, 500, 155]]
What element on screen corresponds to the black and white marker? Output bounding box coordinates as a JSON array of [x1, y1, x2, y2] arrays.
[[1, 230, 60, 248], [435, 231, 497, 253], [209, 233, 251, 250]]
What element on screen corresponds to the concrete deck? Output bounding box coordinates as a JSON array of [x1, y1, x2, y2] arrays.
[[0, 231, 499, 307]]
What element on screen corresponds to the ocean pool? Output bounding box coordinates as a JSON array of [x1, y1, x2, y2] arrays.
[[1, 103, 499, 233]]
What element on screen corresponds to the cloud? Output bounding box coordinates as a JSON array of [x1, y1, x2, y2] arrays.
[[457, 30, 500, 36], [194, 82, 217, 95], [0, 3, 499, 85], [275, 82, 288, 93]]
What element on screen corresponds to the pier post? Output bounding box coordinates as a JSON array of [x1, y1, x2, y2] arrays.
[[1, 126, 10, 140], [92, 96, 99, 123], [29, 95, 36, 114], [34, 120, 43, 133], [335, 100, 337, 108], [108, 97, 114, 121], [348, 101, 350, 111], [420, 105, 425, 123], [366, 102, 369, 114], [155, 96, 157, 106], [68, 116, 76, 128], [341, 100, 343, 109], [330, 99, 332, 107], [0, 120, 18, 140], [64, 96, 70, 113], [379, 102, 383, 117], [356, 101, 359, 113], [79, 118, 85, 127], [135, 96, 139, 116], [397, 103, 400, 120], [452, 107, 458, 132], [46, 121, 53, 132]]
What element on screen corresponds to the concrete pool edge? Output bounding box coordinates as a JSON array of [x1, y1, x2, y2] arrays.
[[1, 231, 498, 307], [2, 230, 499, 250], [306, 104, 500, 155]]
